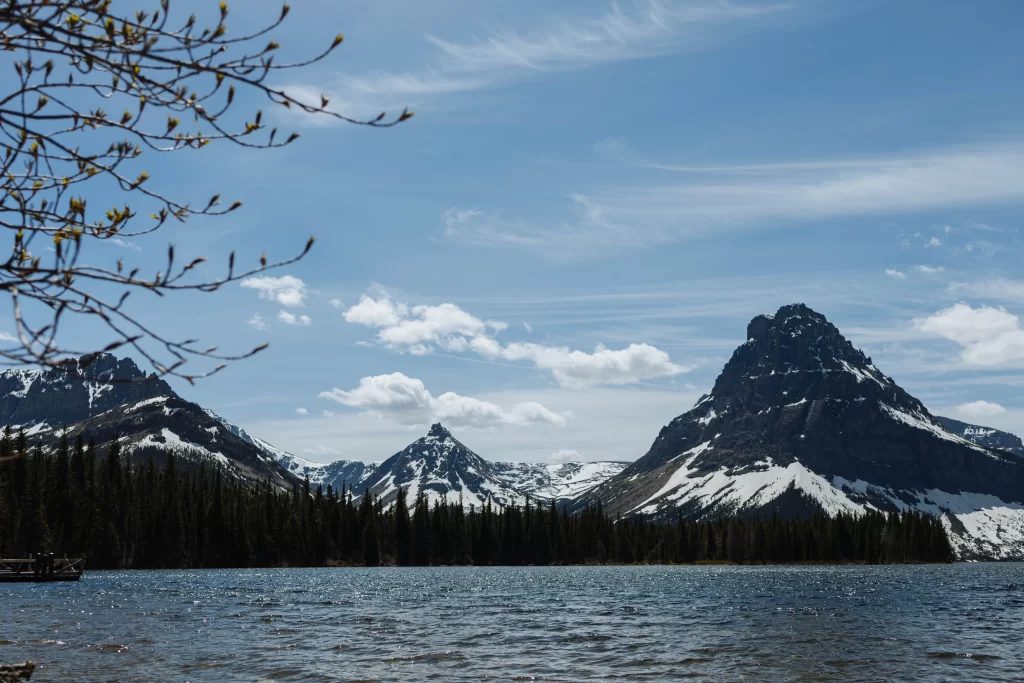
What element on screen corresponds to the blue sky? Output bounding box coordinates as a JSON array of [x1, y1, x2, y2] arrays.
[[21, 0, 1024, 463]]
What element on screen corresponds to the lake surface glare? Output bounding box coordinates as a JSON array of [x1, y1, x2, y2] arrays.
[[2, 565, 1023, 681]]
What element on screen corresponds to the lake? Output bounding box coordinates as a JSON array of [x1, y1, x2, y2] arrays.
[[2, 565, 1023, 681]]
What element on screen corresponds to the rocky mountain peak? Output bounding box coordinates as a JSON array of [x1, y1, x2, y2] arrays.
[[426, 422, 452, 440], [704, 303, 901, 417], [1, 353, 175, 426]]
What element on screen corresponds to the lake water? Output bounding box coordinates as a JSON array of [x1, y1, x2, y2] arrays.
[[2, 565, 1023, 681]]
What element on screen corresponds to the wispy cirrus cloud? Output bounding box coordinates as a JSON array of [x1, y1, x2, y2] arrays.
[[446, 143, 1024, 255], [948, 278, 1024, 302], [282, 1, 802, 119], [428, 0, 797, 75]]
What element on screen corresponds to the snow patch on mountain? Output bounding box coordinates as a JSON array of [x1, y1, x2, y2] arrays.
[[491, 461, 628, 500], [635, 457, 865, 518], [133, 428, 231, 467]]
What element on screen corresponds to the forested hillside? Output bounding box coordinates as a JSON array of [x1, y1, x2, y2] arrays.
[[0, 428, 954, 567]]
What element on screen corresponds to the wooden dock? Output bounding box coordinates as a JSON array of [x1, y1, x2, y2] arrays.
[[0, 554, 83, 583]]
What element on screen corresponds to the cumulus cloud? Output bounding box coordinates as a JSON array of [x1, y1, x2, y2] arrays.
[[328, 298, 344, 308], [954, 400, 1007, 419], [344, 294, 408, 327], [885, 269, 906, 279], [295, 407, 309, 416], [549, 449, 584, 464], [915, 265, 945, 274], [241, 275, 307, 307], [342, 294, 688, 387], [247, 313, 270, 331], [916, 303, 1024, 365], [319, 372, 566, 429], [925, 237, 943, 248], [498, 342, 688, 388], [279, 310, 312, 326]]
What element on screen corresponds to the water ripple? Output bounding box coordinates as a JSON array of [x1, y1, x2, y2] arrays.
[[1, 565, 1023, 681]]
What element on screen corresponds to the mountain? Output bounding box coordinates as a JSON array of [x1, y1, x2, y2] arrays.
[[581, 303, 1024, 560], [1, 354, 298, 490], [361, 424, 530, 508], [934, 416, 1024, 458], [301, 424, 628, 508]]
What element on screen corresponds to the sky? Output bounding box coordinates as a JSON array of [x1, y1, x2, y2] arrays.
[[11, 0, 1024, 464]]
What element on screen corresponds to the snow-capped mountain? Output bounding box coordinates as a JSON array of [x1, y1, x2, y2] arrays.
[[362, 423, 531, 508], [1, 354, 298, 489], [311, 424, 628, 508], [581, 303, 1024, 560], [934, 416, 1024, 458]]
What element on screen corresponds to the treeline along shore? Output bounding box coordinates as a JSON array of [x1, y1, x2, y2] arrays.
[[0, 430, 955, 568]]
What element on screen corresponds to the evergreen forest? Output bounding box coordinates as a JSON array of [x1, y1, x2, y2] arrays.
[[0, 430, 956, 568]]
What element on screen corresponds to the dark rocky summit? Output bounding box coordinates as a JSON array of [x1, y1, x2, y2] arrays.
[[0, 355, 171, 426], [581, 304, 1024, 560]]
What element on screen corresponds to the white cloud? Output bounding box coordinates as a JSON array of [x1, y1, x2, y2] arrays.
[[321, 410, 335, 418], [885, 269, 906, 279], [343, 294, 688, 387], [241, 275, 307, 307], [344, 294, 409, 327], [499, 342, 688, 388], [948, 278, 1024, 302], [295, 407, 309, 416], [549, 449, 584, 464], [109, 238, 143, 252], [278, 310, 312, 326], [247, 313, 270, 331], [319, 372, 566, 429], [523, 322, 533, 333], [328, 298, 344, 308], [954, 400, 1007, 419], [446, 145, 1024, 253], [916, 303, 1024, 365], [282, 1, 799, 120], [429, 1, 798, 75], [248, 385, 702, 464], [915, 265, 945, 274]]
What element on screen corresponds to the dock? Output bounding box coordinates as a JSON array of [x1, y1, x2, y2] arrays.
[[0, 554, 83, 583]]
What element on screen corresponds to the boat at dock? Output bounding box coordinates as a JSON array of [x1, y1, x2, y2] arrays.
[[0, 554, 83, 583]]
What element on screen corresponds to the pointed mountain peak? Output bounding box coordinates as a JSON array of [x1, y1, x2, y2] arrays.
[[716, 303, 889, 403], [426, 422, 452, 439]]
